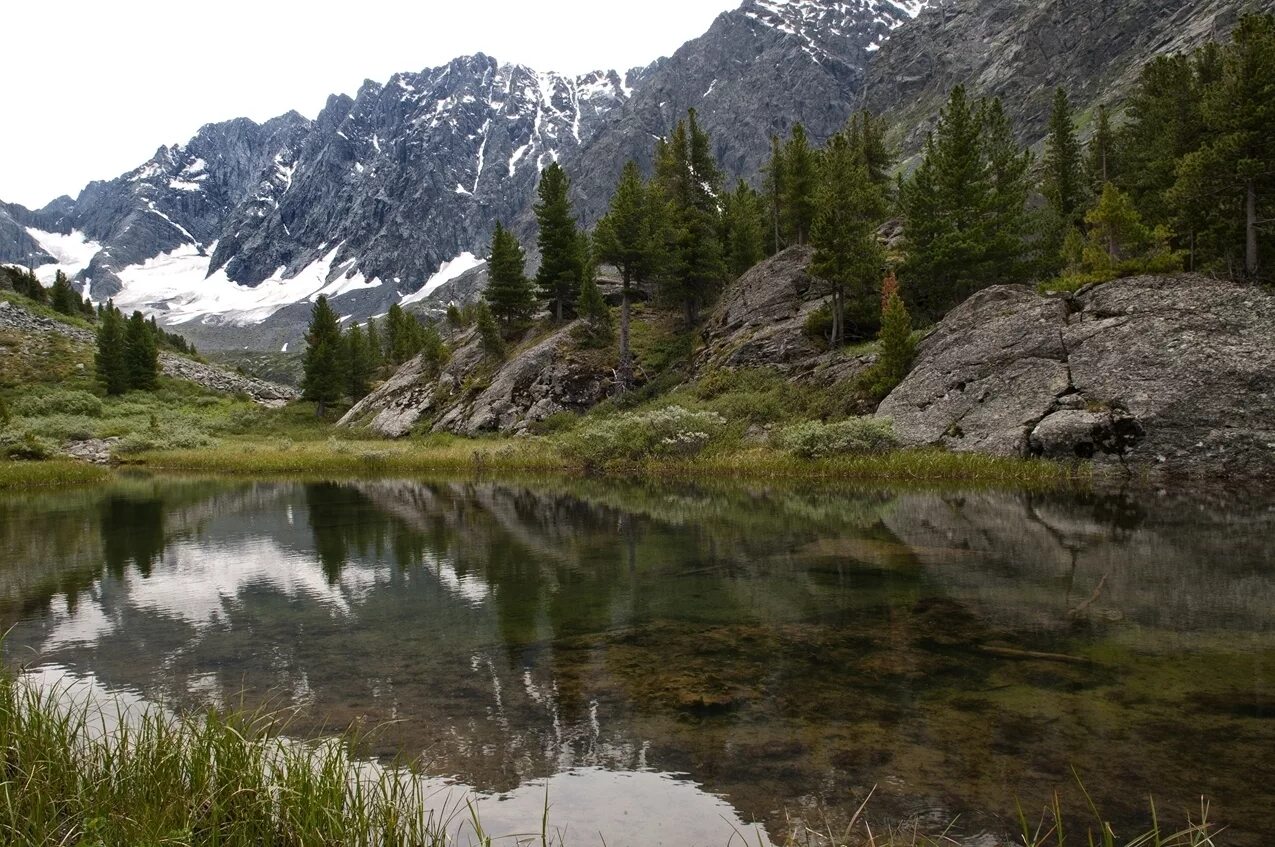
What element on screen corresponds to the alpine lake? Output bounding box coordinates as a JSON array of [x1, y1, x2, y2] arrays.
[[3, 473, 1272, 845]]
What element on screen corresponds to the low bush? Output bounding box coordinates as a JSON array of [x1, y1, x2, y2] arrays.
[[775, 417, 899, 459], [15, 414, 99, 441], [113, 422, 216, 455], [563, 405, 728, 467], [14, 389, 104, 418], [0, 427, 59, 460]]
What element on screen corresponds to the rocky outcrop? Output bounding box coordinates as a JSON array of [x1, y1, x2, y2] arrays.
[[877, 275, 1275, 479], [862, 0, 1269, 156], [339, 322, 616, 437], [0, 299, 297, 407], [696, 246, 876, 391]]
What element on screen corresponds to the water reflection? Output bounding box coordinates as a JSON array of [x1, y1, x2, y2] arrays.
[[2, 477, 1274, 845]]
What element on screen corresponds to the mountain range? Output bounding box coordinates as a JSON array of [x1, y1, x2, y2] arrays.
[[0, 0, 1258, 351]]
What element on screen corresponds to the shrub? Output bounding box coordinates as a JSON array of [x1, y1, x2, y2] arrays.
[[563, 405, 728, 466], [775, 418, 899, 459], [113, 422, 216, 455], [0, 428, 58, 460], [16, 414, 99, 441], [15, 389, 104, 418]]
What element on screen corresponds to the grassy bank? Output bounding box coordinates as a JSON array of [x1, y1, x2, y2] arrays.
[[0, 459, 109, 490], [0, 665, 1222, 847]]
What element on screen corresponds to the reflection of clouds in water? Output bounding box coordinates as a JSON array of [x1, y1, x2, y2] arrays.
[[422, 551, 492, 607], [42, 536, 390, 651], [21, 666, 770, 847]]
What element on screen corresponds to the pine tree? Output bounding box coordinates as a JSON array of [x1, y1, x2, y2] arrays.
[[124, 310, 159, 391], [782, 123, 818, 245], [595, 160, 660, 387], [981, 98, 1034, 280], [50, 271, 80, 316], [474, 300, 505, 359], [576, 271, 613, 346], [302, 295, 346, 417], [418, 323, 449, 373], [1086, 105, 1119, 193], [345, 323, 372, 401], [534, 162, 583, 320], [95, 302, 129, 396], [364, 317, 385, 375], [810, 133, 886, 346], [1187, 13, 1275, 278], [653, 110, 726, 327], [722, 179, 766, 278], [876, 273, 916, 389], [845, 110, 894, 192], [1080, 182, 1179, 276], [1042, 88, 1086, 225], [485, 222, 535, 333], [762, 135, 787, 254]]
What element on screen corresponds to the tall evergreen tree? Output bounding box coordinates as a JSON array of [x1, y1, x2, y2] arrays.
[[364, 317, 385, 375], [50, 271, 80, 316], [782, 123, 818, 245], [345, 323, 372, 401], [1086, 104, 1119, 193], [1042, 88, 1086, 225], [474, 300, 506, 359], [124, 310, 159, 391], [95, 302, 129, 396], [845, 110, 895, 192], [810, 134, 886, 346], [534, 162, 583, 320], [1186, 13, 1275, 278], [981, 98, 1034, 278], [762, 135, 787, 254], [302, 295, 346, 417], [485, 222, 536, 333], [654, 109, 726, 327], [722, 179, 766, 278], [595, 161, 661, 387]]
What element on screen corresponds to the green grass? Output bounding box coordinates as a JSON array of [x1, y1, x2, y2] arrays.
[[0, 663, 1225, 847], [0, 459, 109, 490]]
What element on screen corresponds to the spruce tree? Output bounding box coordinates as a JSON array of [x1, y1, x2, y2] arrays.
[[364, 317, 385, 375], [845, 110, 895, 192], [124, 310, 159, 391], [302, 295, 346, 417], [810, 134, 886, 346], [782, 123, 818, 245], [981, 98, 1034, 280], [345, 323, 372, 401], [1042, 88, 1086, 225], [534, 162, 583, 320], [722, 179, 766, 278], [874, 272, 916, 393], [1087, 105, 1119, 193], [419, 323, 449, 373], [762, 135, 787, 254], [50, 271, 79, 316], [576, 271, 613, 346], [485, 223, 535, 333], [595, 160, 660, 387], [95, 302, 129, 396], [474, 300, 505, 359]]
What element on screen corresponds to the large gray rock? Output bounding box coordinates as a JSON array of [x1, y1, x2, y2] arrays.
[[695, 246, 875, 391], [339, 322, 615, 437], [877, 275, 1275, 479]]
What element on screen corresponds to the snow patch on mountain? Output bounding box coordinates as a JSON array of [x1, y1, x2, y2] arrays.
[[111, 244, 381, 326], [402, 252, 484, 304], [23, 227, 102, 284]]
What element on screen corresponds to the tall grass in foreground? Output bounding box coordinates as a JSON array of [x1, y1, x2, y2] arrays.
[[0, 459, 109, 490], [0, 670, 484, 846]]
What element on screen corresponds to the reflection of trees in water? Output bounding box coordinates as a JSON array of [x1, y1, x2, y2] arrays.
[[100, 495, 165, 579]]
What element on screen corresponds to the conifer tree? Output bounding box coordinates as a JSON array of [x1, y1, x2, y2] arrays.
[[1086, 105, 1119, 193], [810, 134, 886, 346], [364, 317, 384, 375], [534, 162, 583, 320], [345, 323, 372, 401], [50, 271, 79, 316], [474, 300, 505, 359], [875, 272, 916, 390], [124, 310, 159, 391], [95, 302, 129, 396], [576, 271, 613, 345], [762, 135, 787, 254], [302, 295, 346, 417], [981, 98, 1034, 279], [722, 179, 766, 278], [418, 323, 449, 373], [782, 123, 818, 245], [485, 223, 536, 333], [1186, 13, 1275, 278], [1042, 88, 1086, 225], [845, 110, 895, 192], [595, 160, 660, 387], [653, 109, 725, 327]]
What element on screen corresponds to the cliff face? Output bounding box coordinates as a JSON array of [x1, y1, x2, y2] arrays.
[[862, 0, 1268, 155], [877, 275, 1275, 480]]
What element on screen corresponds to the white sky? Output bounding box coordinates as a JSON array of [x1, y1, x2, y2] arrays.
[[3, 0, 737, 209]]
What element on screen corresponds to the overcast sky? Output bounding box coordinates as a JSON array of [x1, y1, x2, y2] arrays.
[[4, 0, 737, 209]]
